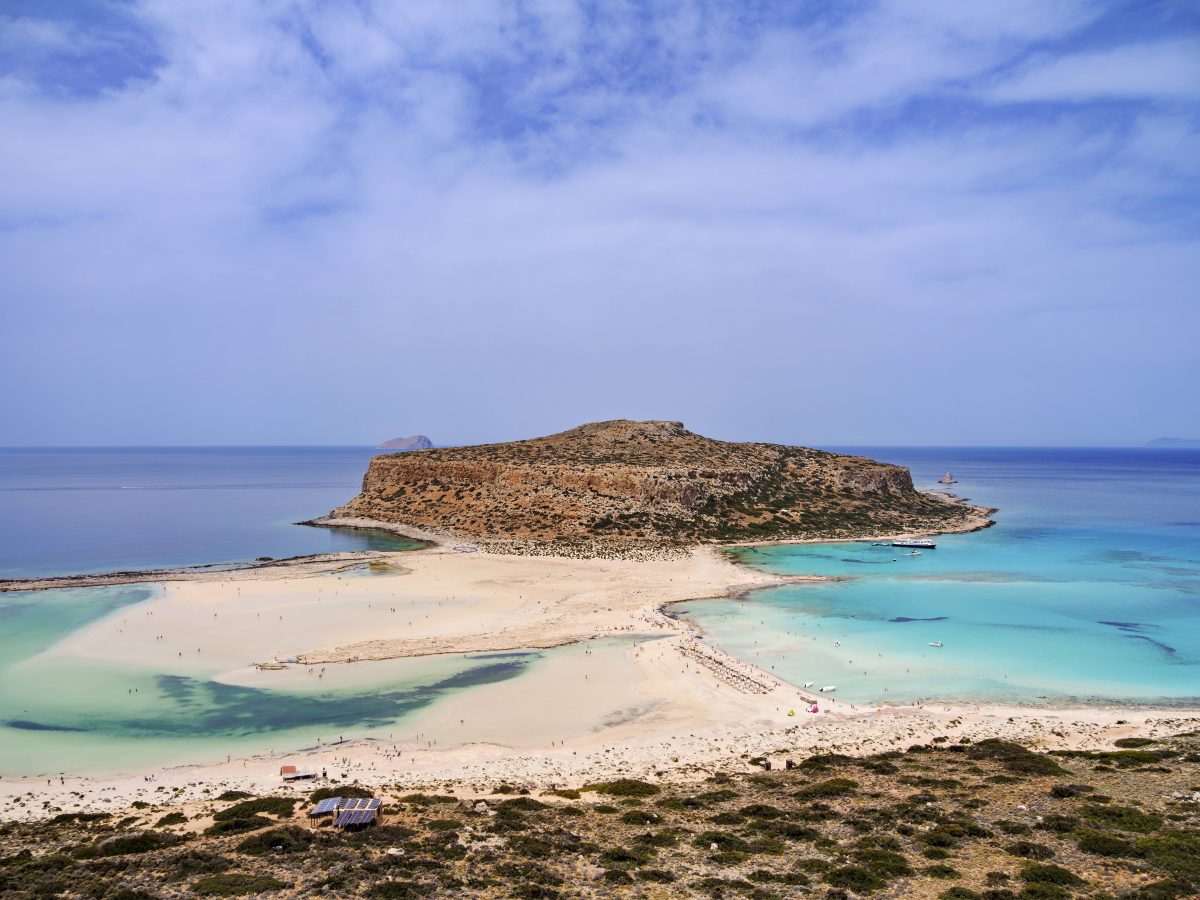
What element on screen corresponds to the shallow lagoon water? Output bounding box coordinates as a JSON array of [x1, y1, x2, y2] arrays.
[[677, 448, 1200, 706], [0, 583, 550, 774]]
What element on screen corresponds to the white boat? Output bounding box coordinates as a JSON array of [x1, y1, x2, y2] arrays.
[[928, 641, 943, 647], [818, 685, 838, 693], [893, 539, 936, 549], [908, 550, 921, 556], [803, 681, 814, 688]]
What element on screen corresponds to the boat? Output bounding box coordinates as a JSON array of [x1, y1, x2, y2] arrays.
[[818, 685, 838, 693], [928, 641, 943, 647], [871, 541, 889, 546], [939, 471, 957, 484], [892, 539, 935, 549], [803, 681, 814, 688], [908, 550, 921, 556]]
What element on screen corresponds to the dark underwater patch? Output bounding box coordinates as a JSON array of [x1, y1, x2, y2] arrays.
[[6, 719, 89, 732], [10, 660, 532, 740], [890, 616, 949, 623]]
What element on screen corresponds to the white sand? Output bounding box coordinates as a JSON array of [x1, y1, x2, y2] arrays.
[[2, 544, 1197, 820]]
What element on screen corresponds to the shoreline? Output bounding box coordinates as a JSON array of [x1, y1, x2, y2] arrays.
[[10, 493, 1200, 820]]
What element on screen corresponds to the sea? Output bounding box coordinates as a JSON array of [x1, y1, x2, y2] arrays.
[[677, 447, 1200, 707], [0, 447, 420, 578], [0, 445, 1197, 775]]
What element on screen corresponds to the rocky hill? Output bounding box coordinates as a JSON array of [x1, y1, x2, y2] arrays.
[[328, 422, 984, 554], [377, 435, 434, 451], [332, 420, 987, 551]]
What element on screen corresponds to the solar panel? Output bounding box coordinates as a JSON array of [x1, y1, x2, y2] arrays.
[[311, 798, 341, 815], [335, 809, 375, 827], [366, 798, 381, 810]]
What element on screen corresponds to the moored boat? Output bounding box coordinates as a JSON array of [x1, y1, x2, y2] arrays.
[[892, 538, 935, 549]]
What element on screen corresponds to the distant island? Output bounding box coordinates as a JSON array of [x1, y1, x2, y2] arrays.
[[376, 434, 433, 451], [1148, 437, 1200, 448], [330, 419, 991, 553]]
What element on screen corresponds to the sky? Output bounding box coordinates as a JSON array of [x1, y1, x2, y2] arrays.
[[1, 1, 1198, 447]]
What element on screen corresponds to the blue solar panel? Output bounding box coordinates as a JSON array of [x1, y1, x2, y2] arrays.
[[366, 798, 381, 810], [335, 809, 374, 827], [311, 798, 341, 815]]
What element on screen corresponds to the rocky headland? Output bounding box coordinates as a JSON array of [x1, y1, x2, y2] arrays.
[[329, 420, 991, 554]]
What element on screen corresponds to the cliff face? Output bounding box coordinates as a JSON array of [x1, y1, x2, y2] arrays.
[[334, 420, 979, 547]]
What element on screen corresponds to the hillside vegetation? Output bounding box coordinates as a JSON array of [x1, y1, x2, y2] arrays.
[[3, 732, 1197, 898]]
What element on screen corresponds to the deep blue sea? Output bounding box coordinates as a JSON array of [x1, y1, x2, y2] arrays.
[[0, 447, 417, 578], [677, 447, 1200, 706]]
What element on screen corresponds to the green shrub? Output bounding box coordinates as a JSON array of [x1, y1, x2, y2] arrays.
[[214, 791, 253, 802], [637, 869, 675, 883], [1080, 804, 1162, 833], [1134, 829, 1200, 881], [75, 831, 179, 858], [967, 740, 1065, 776], [203, 816, 272, 836], [496, 797, 546, 812], [825, 865, 886, 893], [795, 778, 858, 800], [154, 811, 187, 827], [310, 784, 373, 803], [1048, 783, 1092, 799], [582, 779, 659, 798], [1113, 737, 1156, 748], [694, 831, 751, 854], [1005, 841, 1055, 860], [620, 809, 657, 825], [1019, 864, 1086, 887], [192, 873, 288, 896], [236, 825, 313, 855], [398, 794, 456, 806], [925, 864, 961, 879], [211, 797, 295, 822], [1075, 828, 1133, 856]]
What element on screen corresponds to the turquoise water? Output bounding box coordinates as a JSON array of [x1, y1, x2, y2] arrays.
[[0, 447, 419, 578], [0, 582, 550, 775], [677, 448, 1200, 706]]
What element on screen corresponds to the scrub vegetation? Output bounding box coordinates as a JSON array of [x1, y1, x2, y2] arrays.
[[2, 732, 1197, 898]]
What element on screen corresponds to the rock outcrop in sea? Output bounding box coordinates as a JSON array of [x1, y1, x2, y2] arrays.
[[377, 435, 434, 451], [335, 420, 987, 552]]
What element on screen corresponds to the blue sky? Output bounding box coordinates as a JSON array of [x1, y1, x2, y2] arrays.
[[1, 1, 1198, 446]]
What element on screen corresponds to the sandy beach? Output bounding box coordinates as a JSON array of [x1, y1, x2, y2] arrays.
[[2, 539, 1197, 822]]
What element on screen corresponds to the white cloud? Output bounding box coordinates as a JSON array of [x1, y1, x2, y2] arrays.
[[0, 0, 1197, 444], [989, 40, 1200, 103]]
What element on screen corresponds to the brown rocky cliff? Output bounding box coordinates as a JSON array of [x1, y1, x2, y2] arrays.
[[332, 420, 979, 547]]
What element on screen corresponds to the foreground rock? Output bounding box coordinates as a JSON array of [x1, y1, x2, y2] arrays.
[[335, 419, 990, 553]]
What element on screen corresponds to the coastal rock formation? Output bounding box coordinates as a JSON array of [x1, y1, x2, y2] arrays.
[[334, 420, 987, 550], [377, 435, 434, 451]]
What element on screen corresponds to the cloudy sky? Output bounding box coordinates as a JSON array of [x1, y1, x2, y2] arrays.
[[2, 1, 1197, 446]]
